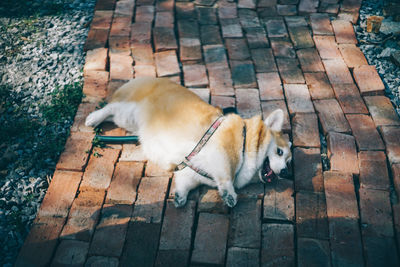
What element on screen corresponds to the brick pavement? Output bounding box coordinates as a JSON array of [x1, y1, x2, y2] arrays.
[[15, 0, 400, 266]]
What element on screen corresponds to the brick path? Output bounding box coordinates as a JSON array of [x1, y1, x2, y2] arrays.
[[15, 0, 400, 266]]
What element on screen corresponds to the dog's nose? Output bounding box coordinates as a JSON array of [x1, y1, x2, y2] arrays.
[[279, 168, 290, 178]]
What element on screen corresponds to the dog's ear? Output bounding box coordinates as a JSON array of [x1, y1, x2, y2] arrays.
[[265, 109, 284, 132]]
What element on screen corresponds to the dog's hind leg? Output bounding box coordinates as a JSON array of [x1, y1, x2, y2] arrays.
[[174, 168, 201, 208], [85, 103, 117, 127], [217, 178, 237, 208]]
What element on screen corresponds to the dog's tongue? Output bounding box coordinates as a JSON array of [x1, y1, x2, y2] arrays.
[[262, 159, 275, 183]]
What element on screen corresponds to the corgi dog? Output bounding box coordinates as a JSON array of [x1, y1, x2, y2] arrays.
[[85, 77, 292, 207]]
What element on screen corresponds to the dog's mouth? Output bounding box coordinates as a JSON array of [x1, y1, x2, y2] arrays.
[[261, 158, 276, 183]]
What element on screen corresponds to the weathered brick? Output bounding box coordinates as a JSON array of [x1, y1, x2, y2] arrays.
[[130, 22, 152, 45], [183, 64, 208, 87], [218, 5, 237, 19], [131, 44, 154, 66], [208, 65, 235, 96], [226, 247, 260, 267], [132, 176, 169, 223], [346, 114, 385, 151], [154, 11, 174, 28], [153, 27, 178, 51], [270, 38, 296, 58], [52, 240, 89, 266], [265, 18, 288, 38], [82, 70, 108, 98], [197, 6, 217, 25], [211, 95, 235, 110], [203, 44, 228, 67], [85, 256, 119, 267], [257, 72, 283, 101], [331, 83, 368, 114], [364, 96, 400, 127], [236, 88, 261, 118], [264, 178, 294, 221], [229, 199, 261, 248], [298, 0, 319, 13], [292, 113, 320, 148], [91, 10, 113, 29], [106, 80, 125, 99], [134, 65, 157, 78], [277, 58, 305, 84], [220, 18, 243, 38], [155, 50, 180, 77], [180, 38, 202, 62], [358, 151, 390, 191], [353, 65, 385, 95], [226, 38, 250, 60], [284, 84, 314, 114], [314, 35, 341, 59], [341, 0, 362, 13], [109, 52, 133, 81], [190, 88, 210, 103], [37, 171, 82, 218], [176, 2, 195, 19], [304, 72, 335, 100], [293, 147, 324, 192], [191, 213, 229, 265], [258, 0, 278, 8], [120, 143, 146, 162], [251, 48, 277, 72], [318, 3, 339, 13], [56, 132, 94, 171], [200, 25, 223, 45], [296, 191, 329, 239], [238, 0, 256, 9], [297, 238, 331, 267], [230, 60, 257, 88], [85, 28, 109, 51], [380, 126, 400, 165], [109, 17, 131, 37], [114, 0, 135, 18], [238, 9, 260, 28], [261, 100, 291, 132], [310, 13, 334, 35], [338, 44, 367, 69], [145, 161, 172, 177], [327, 132, 358, 174], [363, 235, 400, 267], [332, 20, 357, 44], [71, 102, 97, 133], [393, 164, 400, 199], [135, 5, 154, 23], [155, 250, 189, 267], [237, 182, 264, 199], [261, 224, 294, 266], [84, 48, 108, 75], [277, 4, 297, 15], [198, 188, 229, 214], [297, 48, 325, 72], [323, 58, 353, 84], [156, 0, 173, 12], [288, 26, 314, 49], [94, 0, 116, 11], [285, 16, 308, 27], [245, 27, 269, 49]]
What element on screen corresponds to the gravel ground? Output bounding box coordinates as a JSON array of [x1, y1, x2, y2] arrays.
[[0, 0, 95, 265], [355, 0, 400, 115]]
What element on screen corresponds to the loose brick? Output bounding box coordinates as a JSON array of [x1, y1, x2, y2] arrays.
[[380, 126, 400, 165], [153, 27, 178, 52], [277, 58, 305, 84], [230, 60, 257, 88], [288, 26, 315, 49], [38, 171, 82, 218], [297, 48, 325, 72], [85, 28, 109, 51], [284, 84, 314, 114], [86, 256, 119, 267], [293, 147, 324, 192], [261, 224, 294, 266], [200, 25, 222, 45], [155, 50, 180, 77], [257, 72, 283, 101], [198, 188, 229, 214], [332, 20, 357, 44], [261, 100, 291, 132], [363, 235, 400, 267], [265, 18, 288, 38], [220, 18, 243, 38], [364, 96, 400, 127], [132, 176, 170, 223], [52, 240, 89, 266], [323, 58, 354, 84], [82, 70, 108, 98], [183, 64, 208, 87], [154, 11, 174, 28], [109, 52, 133, 81], [56, 132, 94, 171], [314, 35, 341, 59], [358, 151, 390, 191], [304, 72, 335, 100], [327, 132, 358, 174], [245, 27, 269, 49], [180, 38, 202, 62], [331, 83, 368, 114], [84, 48, 108, 75], [338, 44, 368, 69], [297, 238, 331, 267], [296, 191, 329, 239], [91, 10, 113, 29], [226, 247, 260, 267], [226, 38, 250, 60], [323, 171, 359, 219], [191, 213, 229, 265], [292, 113, 320, 148], [109, 17, 131, 37], [298, 0, 319, 13], [197, 6, 217, 25], [346, 114, 385, 151], [353, 65, 385, 95], [176, 2, 195, 19], [310, 13, 334, 35], [270, 38, 296, 58], [251, 48, 277, 72], [130, 22, 152, 45], [236, 88, 261, 118], [264, 178, 294, 221]]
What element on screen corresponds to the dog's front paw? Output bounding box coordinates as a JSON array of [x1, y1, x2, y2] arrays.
[[221, 190, 237, 208], [174, 192, 187, 208], [85, 112, 99, 127]]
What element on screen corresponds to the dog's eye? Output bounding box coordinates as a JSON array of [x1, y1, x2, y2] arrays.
[[277, 148, 283, 156]]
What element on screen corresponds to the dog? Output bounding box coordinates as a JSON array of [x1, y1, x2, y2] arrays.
[[85, 77, 292, 208]]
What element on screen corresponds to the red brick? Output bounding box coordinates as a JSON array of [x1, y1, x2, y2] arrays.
[[94, 0, 116, 10], [264, 178, 294, 221], [337, 11, 359, 24], [134, 65, 156, 78], [153, 27, 178, 52], [297, 48, 325, 72], [83, 70, 108, 99], [52, 240, 89, 266], [296, 191, 329, 239], [226, 247, 259, 267], [265, 18, 288, 38], [297, 238, 331, 267], [331, 83, 368, 114], [15, 217, 65, 267], [277, 58, 305, 84], [261, 100, 291, 132], [132, 176, 170, 223], [190, 89, 210, 103], [89, 204, 132, 257], [176, 2, 195, 19], [198, 188, 229, 214], [135, 5, 154, 23], [109, 17, 131, 37], [155, 50, 180, 77], [285, 16, 308, 27], [114, 0, 135, 18], [211, 95, 235, 109], [156, 0, 174, 12], [304, 72, 335, 100], [358, 151, 390, 191], [109, 36, 130, 54], [37, 171, 82, 218], [84, 48, 108, 75], [353, 65, 385, 95], [180, 38, 202, 62], [363, 235, 399, 267], [261, 224, 294, 266], [178, 19, 200, 39], [56, 132, 94, 171], [197, 6, 218, 25], [298, 0, 319, 13], [60, 190, 105, 241], [257, 72, 283, 101], [284, 84, 314, 114], [251, 48, 277, 72], [85, 28, 109, 51], [314, 35, 341, 59], [323, 58, 353, 84], [183, 64, 208, 87], [226, 38, 250, 60], [364, 96, 400, 127], [220, 18, 243, 38], [338, 44, 367, 68], [200, 25, 222, 45], [109, 52, 133, 81], [319, 3, 340, 13], [131, 44, 154, 66], [207, 65, 235, 96], [332, 20, 357, 44], [230, 60, 257, 88], [292, 113, 320, 148], [393, 164, 400, 198], [310, 13, 334, 35], [327, 132, 359, 174], [380, 126, 400, 165], [359, 188, 394, 237], [270, 38, 296, 58], [341, 0, 362, 13], [145, 161, 172, 177], [293, 147, 324, 192], [191, 213, 229, 265], [237, 182, 264, 199], [203, 44, 228, 67], [120, 144, 146, 161], [245, 27, 269, 49], [346, 114, 385, 151], [106, 80, 125, 99], [155, 11, 174, 28], [288, 26, 315, 49], [236, 88, 261, 118], [80, 147, 120, 190], [91, 10, 113, 29], [130, 22, 152, 45], [71, 102, 97, 133]]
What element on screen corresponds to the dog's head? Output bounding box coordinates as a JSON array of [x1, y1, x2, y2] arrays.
[[258, 109, 292, 183]]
